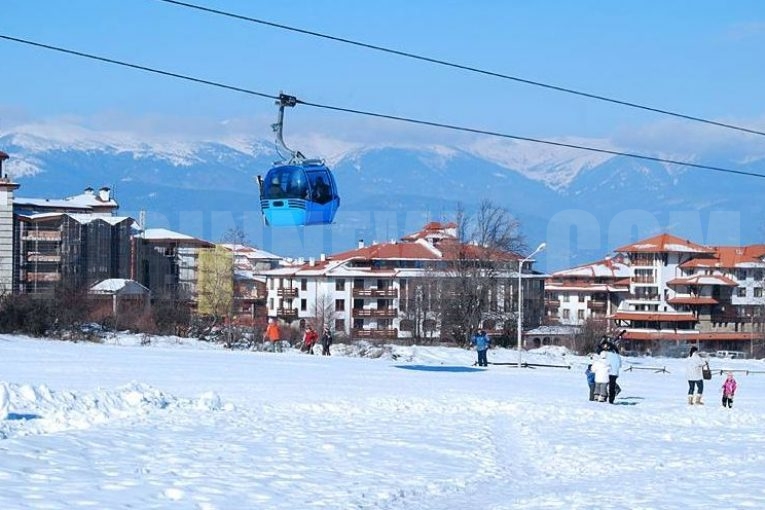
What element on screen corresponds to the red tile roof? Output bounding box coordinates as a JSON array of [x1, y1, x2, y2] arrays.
[[615, 233, 714, 254], [667, 296, 719, 305], [609, 311, 697, 322], [666, 275, 738, 287], [623, 331, 753, 341], [330, 241, 441, 261], [680, 245, 765, 269]]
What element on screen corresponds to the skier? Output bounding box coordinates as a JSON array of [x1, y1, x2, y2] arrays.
[[471, 329, 490, 367], [721, 372, 737, 408]]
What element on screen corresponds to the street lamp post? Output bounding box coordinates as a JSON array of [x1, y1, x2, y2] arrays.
[[517, 242, 546, 368]]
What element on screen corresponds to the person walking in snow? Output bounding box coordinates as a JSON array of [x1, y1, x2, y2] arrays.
[[264, 318, 282, 352], [721, 372, 737, 408], [471, 329, 490, 367], [321, 326, 333, 356], [591, 351, 611, 403], [604, 342, 622, 403], [686, 346, 707, 405], [302, 325, 318, 354], [585, 363, 596, 401]]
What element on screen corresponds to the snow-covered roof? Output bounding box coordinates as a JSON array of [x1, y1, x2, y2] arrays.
[[15, 188, 118, 211], [138, 228, 211, 247], [550, 256, 631, 279], [90, 279, 150, 296], [17, 211, 135, 226], [219, 243, 283, 261]]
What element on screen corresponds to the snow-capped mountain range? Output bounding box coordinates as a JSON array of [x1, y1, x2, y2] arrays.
[[1, 122, 763, 271]]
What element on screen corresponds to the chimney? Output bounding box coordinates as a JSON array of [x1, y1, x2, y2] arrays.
[[358, 239, 365, 249], [309, 257, 315, 266], [84, 186, 94, 195], [320, 253, 326, 262], [98, 187, 111, 202], [0, 151, 8, 178]]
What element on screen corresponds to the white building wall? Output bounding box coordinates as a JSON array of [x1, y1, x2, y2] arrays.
[[0, 182, 19, 293]]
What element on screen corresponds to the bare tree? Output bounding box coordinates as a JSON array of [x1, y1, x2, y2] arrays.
[[438, 200, 526, 344], [310, 291, 335, 333]]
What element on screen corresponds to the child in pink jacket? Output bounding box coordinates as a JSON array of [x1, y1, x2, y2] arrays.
[[721, 372, 737, 408]]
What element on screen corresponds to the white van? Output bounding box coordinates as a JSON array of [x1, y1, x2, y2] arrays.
[[715, 350, 747, 359]]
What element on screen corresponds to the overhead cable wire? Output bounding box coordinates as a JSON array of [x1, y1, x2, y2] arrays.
[[156, 0, 765, 139], [1, 33, 764, 181]]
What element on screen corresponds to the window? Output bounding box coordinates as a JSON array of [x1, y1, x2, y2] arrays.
[[301, 278, 307, 291], [577, 310, 585, 320], [300, 299, 307, 311], [335, 319, 345, 331], [737, 287, 747, 297], [578, 294, 585, 303], [354, 278, 364, 289], [755, 288, 763, 298], [562, 294, 569, 303], [562, 309, 570, 319], [335, 299, 345, 311], [268, 298, 274, 310], [335, 279, 346, 291]]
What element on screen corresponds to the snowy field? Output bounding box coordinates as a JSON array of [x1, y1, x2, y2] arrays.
[[2, 334, 765, 510]]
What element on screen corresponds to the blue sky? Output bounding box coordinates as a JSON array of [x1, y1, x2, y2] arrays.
[[2, 0, 765, 148]]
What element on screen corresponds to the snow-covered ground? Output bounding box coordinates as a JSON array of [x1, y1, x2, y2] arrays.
[[2, 334, 765, 509]]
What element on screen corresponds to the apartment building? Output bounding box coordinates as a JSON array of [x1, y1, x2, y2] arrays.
[[545, 233, 765, 355], [264, 222, 546, 341], [545, 255, 630, 326]]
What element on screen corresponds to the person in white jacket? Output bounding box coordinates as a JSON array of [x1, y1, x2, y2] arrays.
[[605, 346, 622, 404], [685, 346, 707, 405], [591, 351, 611, 403]]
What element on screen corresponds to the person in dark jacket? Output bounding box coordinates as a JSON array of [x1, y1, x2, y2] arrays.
[[321, 326, 333, 356], [585, 364, 596, 401], [471, 330, 490, 367]]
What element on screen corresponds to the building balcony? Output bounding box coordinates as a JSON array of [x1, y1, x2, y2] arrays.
[[25, 254, 61, 263], [352, 308, 398, 318], [22, 232, 61, 242], [25, 272, 61, 282], [352, 328, 399, 339], [352, 288, 398, 298], [276, 308, 298, 319], [588, 300, 607, 311], [632, 276, 656, 284], [277, 288, 298, 298], [626, 293, 660, 301]]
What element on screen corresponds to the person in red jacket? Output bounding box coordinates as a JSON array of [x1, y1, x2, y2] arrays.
[[303, 325, 318, 354]]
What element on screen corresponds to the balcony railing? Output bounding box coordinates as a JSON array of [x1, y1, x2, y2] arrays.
[[276, 308, 298, 318], [352, 288, 398, 298], [632, 276, 656, 284], [351, 308, 398, 318], [277, 288, 298, 298], [25, 272, 61, 282], [23, 231, 61, 242], [351, 328, 399, 339], [588, 300, 607, 310], [25, 254, 61, 263]]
